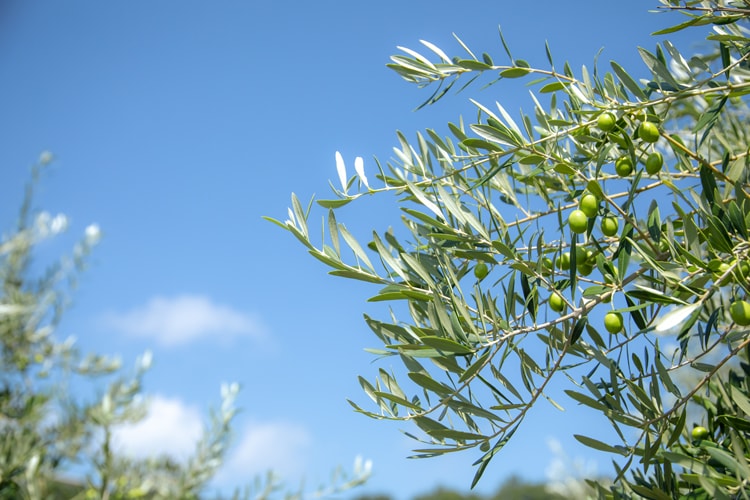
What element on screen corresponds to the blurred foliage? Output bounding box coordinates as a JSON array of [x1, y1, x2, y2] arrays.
[[352, 475, 574, 500], [272, 0, 750, 497], [0, 158, 370, 499]]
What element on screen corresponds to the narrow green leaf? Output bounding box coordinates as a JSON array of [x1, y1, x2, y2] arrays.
[[329, 269, 383, 284], [652, 15, 707, 35], [455, 59, 491, 71], [408, 372, 454, 395], [539, 81, 570, 93], [574, 434, 628, 455], [610, 61, 647, 100], [429, 429, 486, 441], [317, 198, 353, 209], [471, 425, 519, 488], [459, 351, 490, 383], [654, 303, 700, 333], [500, 67, 530, 78], [339, 224, 375, 271], [373, 391, 422, 411], [461, 138, 504, 152], [421, 336, 473, 354]]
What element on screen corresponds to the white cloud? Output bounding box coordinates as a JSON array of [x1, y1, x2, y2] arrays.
[[112, 395, 204, 461], [217, 420, 312, 484], [112, 395, 312, 485], [102, 294, 268, 347]]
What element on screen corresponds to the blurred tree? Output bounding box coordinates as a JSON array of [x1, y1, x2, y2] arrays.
[[351, 494, 394, 500], [272, 0, 750, 497], [0, 155, 239, 499], [0, 158, 371, 499], [412, 486, 483, 500], [488, 476, 568, 500]]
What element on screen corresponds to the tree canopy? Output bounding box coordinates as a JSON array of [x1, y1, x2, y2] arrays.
[[270, 1, 750, 496]]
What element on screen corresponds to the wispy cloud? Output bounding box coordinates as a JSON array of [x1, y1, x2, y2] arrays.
[[101, 294, 268, 347], [112, 395, 312, 484], [217, 420, 312, 484], [112, 394, 204, 461]]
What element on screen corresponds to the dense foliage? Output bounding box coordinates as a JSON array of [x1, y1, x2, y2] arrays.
[[271, 1, 750, 497]]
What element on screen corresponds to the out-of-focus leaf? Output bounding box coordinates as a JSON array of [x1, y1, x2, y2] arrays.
[[574, 434, 628, 455], [654, 303, 700, 333], [421, 336, 473, 354], [471, 424, 519, 488]]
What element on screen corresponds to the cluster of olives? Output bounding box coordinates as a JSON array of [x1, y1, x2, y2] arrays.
[[554, 246, 596, 276], [597, 111, 664, 177], [568, 193, 619, 238]]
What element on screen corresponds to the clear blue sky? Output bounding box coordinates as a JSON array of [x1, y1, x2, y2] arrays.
[[0, 2, 700, 498]]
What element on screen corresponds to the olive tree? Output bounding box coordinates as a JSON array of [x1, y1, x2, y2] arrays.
[[1, 158, 370, 499], [270, 1, 750, 496]]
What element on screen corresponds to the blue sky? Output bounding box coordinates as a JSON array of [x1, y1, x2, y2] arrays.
[[0, 2, 701, 498]]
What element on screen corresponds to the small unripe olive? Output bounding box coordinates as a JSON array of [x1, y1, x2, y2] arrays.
[[604, 311, 624, 333], [541, 257, 554, 273], [615, 156, 633, 177], [730, 300, 750, 326], [638, 121, 660, 143], [645, 151, 663, 175], [691, 426, 709, 441], [600, 216, 619, 237], [568, 210, 589, 234], [597, 112, 616, 132], [474, 262, 489, 280], [556, 252, 571, 271], [579, 194, 599, 218], [549, 293, 565, 313]]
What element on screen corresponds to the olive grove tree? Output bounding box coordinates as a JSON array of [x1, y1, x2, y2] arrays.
[[269, 1, 750, 497], [0, 156, 243, 499], [0, 157, 371, 499]]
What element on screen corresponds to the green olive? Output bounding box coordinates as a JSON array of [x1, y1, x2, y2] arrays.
[[730, 300, 750, 326], [600, 216, 619, 237], [638, 121, 660, 143], [579, 194, 599, 218], [597, 112, 617, 132], [645, 151, 663, 175], [615, 156, 633, 177], [549, 293, 565, 313], [568, 210, 589, 234], [604, 311, 624, 333], [691, 426, 709, 441], [556, 252, 571, 271], [474, 262, 489, 280]]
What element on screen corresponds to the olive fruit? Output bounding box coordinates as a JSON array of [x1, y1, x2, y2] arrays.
[[638, 121, 661, 143], [615, 156, 633, 177], [736, 261, 750, 283], [568, 209, 589, 234], [597, 112, 616, 132], [549, 293, 565, 313], [604, 311, 624, 333], [556, 252, 571, 271], [541, 257, 554, 273], [645, 151, 663, 175], [474, 262, 489, 280], [578, 262, 594, 276], [576, 247, 595, 276], [730, 300, 750, 326], [716, 262, 732, 286], [600, 216, 619, 237], [691, 426, 709, 441], [579, 194, 599, 218]]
